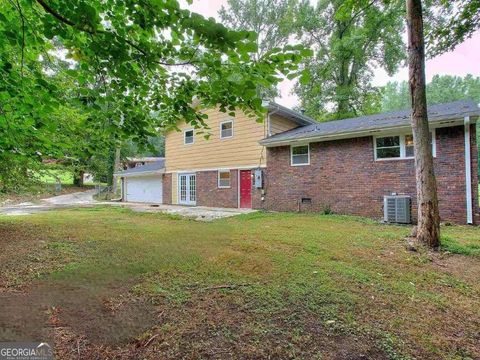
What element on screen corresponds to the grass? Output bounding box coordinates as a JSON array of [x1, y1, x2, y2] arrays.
[[0, 208, 479, 359], [33, 169, 74, 185]]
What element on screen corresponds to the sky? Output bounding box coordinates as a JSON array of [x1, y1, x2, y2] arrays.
[[182, 0, 480, 108]]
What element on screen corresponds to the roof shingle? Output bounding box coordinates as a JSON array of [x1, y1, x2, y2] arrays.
[[115, 159, 165, 176], [260, 100, 480, 146]]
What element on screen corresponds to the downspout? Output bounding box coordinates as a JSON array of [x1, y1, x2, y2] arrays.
[[464, 116, 473, 224]]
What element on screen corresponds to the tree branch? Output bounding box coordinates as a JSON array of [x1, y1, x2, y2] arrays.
[[338, 0, 377, 38], [16, 0, 26, 78], [34, 0, 196, 67]]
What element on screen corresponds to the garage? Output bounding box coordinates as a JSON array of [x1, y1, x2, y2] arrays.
[[114, 160, 165, 204], [125, 176, 163, 203]]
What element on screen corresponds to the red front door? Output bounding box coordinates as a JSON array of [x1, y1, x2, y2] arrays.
[[239, 170, 252, 208]]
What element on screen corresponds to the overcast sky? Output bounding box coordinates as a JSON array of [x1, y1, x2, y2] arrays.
[[182, 0, 480, 108]]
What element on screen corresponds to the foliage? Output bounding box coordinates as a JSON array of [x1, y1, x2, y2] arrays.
[[381, 74, 480, 112], [122, 137, 165, 158], [218, 0, 299, 99], [0, 0, 307, 191], [426, 0, 480, 56], [294, 0, 405, 120]]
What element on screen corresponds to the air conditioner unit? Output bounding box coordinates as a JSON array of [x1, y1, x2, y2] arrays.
[[384, 195, 411, 224]]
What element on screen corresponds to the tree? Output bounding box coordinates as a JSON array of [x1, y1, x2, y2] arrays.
[[406, 0, 440, 248], [426, 1, 480, 56], [381, 75, 480, 112], [1, 0, 307, 190], [294, 0, 405, 120], [218, 0, 298, 99]]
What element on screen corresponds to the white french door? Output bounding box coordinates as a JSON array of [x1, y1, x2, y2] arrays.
[[178, 173, 196, 205]]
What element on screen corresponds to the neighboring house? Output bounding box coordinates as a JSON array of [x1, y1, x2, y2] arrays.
[[124, 157, 164, 169], [115, 100, 480, 225]]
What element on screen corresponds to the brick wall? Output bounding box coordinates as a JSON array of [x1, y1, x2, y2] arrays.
[[258, 125, 479, 224], [163, 173, 172, 205], [197, 170, 239, 208]]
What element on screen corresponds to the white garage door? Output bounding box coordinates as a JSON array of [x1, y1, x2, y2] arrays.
[[125, 176, 163, 203]]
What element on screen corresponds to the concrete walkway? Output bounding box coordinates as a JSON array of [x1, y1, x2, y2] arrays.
[[126, 203, 255, 221], [0, 190, 255, 221]]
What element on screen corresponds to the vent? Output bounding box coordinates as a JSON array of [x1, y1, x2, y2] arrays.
[[384, 195, 411, 224], [301, 197, 312, 204]]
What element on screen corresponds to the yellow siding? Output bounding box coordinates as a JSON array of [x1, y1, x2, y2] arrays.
[[165, 108, 268, 172], [171, 173, 178, 204], [269, 114, 299, 135]]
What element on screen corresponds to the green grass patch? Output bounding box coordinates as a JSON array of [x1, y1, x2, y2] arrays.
[[33, 169, 74, 184], [0, 209, 479, 359], [441, 235, 480, 256]]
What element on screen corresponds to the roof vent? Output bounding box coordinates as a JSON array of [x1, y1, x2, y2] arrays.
[[384, 195, 411, 224]]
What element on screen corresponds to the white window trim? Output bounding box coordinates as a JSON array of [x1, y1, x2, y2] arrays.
[[218, 170, 231, 188], [374, 130, 436, 161], [290, 144, 310, 166], [219, 119, 234, 139], [184, 128, 194, 145]]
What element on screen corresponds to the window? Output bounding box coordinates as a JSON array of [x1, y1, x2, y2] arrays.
[[218, 170, 231, 188], [404, 135, 414, 157], [184, 129, 194, 144], [291, 145, 310, 166], [220, 120, 233, 139], [375, 131, 436, 160], [376, 136, 401, 159]]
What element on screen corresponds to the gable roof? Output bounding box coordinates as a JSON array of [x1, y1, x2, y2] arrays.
[[115, 159, 165, 177], [267, 102, 318, 126], [260, 100, 480, 146]]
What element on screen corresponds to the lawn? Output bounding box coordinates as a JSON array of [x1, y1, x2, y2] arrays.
[[34, 169, 75, 185], [0, 208, 479, 359]]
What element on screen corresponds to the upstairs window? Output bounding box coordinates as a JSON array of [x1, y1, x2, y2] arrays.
[[375, 131, 436, 160], [291, 145, 310, 166], [218, 170, 231, 188], [184, 129, 194, 145], [220, 120, 233, 139]]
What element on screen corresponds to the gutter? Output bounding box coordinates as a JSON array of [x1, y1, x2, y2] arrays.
[[464, 116, 473, 224]]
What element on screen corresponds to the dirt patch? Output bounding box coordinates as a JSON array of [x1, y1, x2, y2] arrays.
[[0, 279, 156, 347], [40, 290, 388, 359]]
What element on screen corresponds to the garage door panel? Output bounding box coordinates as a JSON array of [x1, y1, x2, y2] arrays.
[[125, 176, 163, 203]]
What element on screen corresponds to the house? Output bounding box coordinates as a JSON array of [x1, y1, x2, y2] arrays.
[[124, 157, 164, 169], [115, 100, 480, 225]]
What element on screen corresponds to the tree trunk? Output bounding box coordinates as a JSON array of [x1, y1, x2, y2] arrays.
[[406, 0, 440, 248], [73, 170, 84, 187], [111, 146, 121, 195]]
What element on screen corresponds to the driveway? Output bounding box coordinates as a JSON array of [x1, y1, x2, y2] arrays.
[[0, 190, 255, 220], [0, 190, 97, 216]]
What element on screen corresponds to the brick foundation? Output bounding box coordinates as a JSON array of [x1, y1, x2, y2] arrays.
[[257, 125, 479, 224]]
